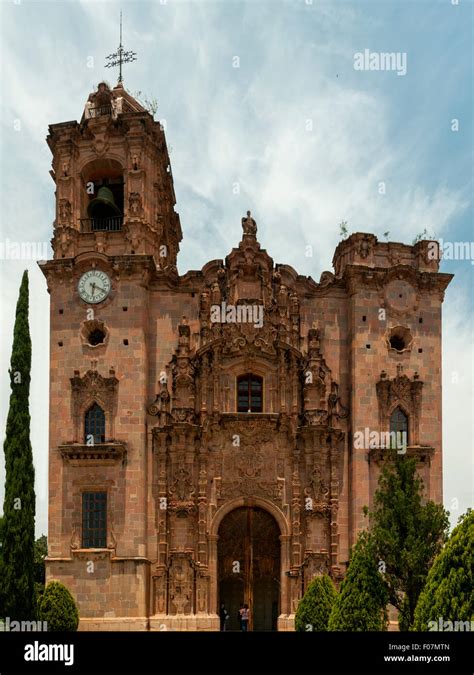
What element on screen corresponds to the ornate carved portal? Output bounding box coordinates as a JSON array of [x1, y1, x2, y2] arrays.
[[148, 215, 348, 629], [218, 507, 280, 631]]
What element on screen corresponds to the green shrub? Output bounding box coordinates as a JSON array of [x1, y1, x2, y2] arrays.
[[295, 574, 337, 631], [37, 581, 79, 631], [328, 532, 388, 631]]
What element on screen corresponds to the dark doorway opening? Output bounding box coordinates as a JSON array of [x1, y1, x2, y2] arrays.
[[218, 506, 280, 631]]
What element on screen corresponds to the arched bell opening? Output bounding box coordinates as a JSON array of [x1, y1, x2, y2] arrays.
[[80, 159, 124, 232]]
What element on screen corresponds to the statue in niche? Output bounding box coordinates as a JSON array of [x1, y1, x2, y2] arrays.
[[289, 291, 299, 314], [358, 236, 371, 259], [129, 192, 143, 217], [58, 199, 72, 225], [171, 467, 195, 501], [200, 289, 210, 312], [169, 561, 192, 614], [278, 284, 288, 308], [210, 281, 221, 305]]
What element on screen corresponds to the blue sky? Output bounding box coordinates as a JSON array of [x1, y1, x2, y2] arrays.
[[0, 0, 472, 536]]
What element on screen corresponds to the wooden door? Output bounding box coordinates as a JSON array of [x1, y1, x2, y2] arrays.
[[218, 507, 280, 631]]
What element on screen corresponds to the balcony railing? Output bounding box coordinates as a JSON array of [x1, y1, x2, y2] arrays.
[[87, 104, 112, 118], [83, 98, 140, 121], [80, 217, 123, 233]]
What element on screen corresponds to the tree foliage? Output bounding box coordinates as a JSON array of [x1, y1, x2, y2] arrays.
[[413, 510, 473, 630], [0, 516, 4, 618], [0, 271, 36, 620], [328, 531, 388, 631], [37, 581, 79, 632], [295, 574, 337, 631], [34, 535, 48, 586], [366, 456, 449, 630]]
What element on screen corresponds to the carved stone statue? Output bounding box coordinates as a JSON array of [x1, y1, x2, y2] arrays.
[[128, 192, 143, 217], [58, 199, 72, 225], [210, 281, 221, 305], [200, 289, 210, 312], [241, 210, 257, 236]]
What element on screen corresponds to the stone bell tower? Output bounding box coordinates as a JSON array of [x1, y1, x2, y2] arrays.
[[39, 81, 182, 630], [48, 80, 182, 266]]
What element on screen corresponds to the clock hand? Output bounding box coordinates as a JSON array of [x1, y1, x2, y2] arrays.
[[90, 282, 97, 295]]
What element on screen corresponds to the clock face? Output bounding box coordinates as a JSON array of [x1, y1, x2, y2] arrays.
[[78, 270, 111, 304]]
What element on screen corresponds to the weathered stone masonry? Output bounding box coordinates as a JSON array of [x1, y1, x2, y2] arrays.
[[40, 82, 451, 631]]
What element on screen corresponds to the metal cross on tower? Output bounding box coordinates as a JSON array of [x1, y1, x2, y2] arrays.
[[105, 11, 137, 84]]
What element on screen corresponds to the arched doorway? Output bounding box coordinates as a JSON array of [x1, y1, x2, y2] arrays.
[[218, 506, 280, 631]]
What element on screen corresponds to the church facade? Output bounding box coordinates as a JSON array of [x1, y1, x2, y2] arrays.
[[40, 81, 452, 631]]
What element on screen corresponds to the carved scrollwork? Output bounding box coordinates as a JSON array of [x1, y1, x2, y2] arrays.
[[168, 554, 194, 614], [303, 464, 331, 518], [319, 271, 335, 287], [170, 467, 195, 502], [128, 191, 143, 218], [220, 478, 282, 502], [235, 445, 264, 478], [376, 366, 423, 444], [51, 225, 79, 259], [70, 367, 119, 443], [58, 198, 72, 225]]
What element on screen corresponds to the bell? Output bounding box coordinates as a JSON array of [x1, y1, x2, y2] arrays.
[[87, 186, 121, 218]]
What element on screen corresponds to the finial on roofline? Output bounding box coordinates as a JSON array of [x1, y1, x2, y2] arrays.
[[105, 10, 137, 84]]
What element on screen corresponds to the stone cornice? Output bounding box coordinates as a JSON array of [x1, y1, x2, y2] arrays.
[[342, 264, 453, 299], [59, 441, 127, 465], [368, 445, 434, 464]]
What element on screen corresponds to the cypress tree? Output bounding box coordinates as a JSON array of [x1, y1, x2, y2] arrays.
[[413, 510, 473, 631], [367, 456, 449, 630], [0, 516, 4, 618], [295, 574, 337, 631], [0, 270, 36, 620], [328, 531, 388, 631]]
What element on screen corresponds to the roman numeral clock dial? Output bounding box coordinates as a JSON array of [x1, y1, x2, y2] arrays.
[[77, 270, 111, 304]]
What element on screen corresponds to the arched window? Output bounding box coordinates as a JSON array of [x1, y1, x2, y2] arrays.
[[80, 158, 124, 233], [237, 374, 263, 413], [390, 406, 409, 448], [84, 403, 105, 444]]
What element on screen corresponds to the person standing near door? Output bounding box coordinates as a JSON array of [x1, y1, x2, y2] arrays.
[[220, 603, 229, 631], [239, 603, 250, 632], [237, 603, 243, 630]]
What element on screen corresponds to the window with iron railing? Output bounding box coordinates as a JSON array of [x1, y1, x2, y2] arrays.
[[84, 402, 106, 444], [237, 374, 263, 413], [82, 491, 107, 548]]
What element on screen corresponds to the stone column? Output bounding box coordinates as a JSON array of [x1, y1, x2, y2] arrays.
[[208, 533, 219, 614]]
